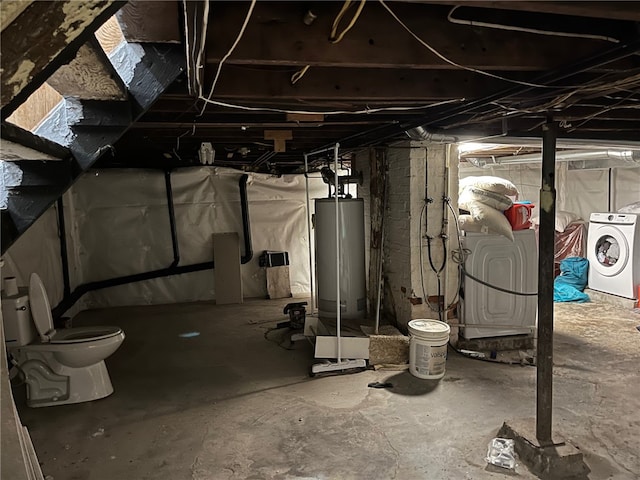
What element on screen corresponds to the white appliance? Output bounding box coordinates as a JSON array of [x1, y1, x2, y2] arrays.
[[315, 198, 366, 320], [587, 212, 640, 300], [460, 229, 538, 339]]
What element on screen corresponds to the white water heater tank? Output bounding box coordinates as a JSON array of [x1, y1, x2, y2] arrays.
[[315, 198, 366, 320]]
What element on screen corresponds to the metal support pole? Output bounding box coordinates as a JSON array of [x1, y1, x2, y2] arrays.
[[537, 121, 557, 446], [304, 154, 315, 314], [334, 143, 342, 364]]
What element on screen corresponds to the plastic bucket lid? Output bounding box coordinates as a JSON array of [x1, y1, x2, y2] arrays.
[[408, 319, 450, 343]]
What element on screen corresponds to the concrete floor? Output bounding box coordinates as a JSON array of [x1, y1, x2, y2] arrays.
[[13, 298, 640, 480]]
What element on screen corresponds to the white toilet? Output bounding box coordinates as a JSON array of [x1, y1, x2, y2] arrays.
[[2, 273, 125, 407]]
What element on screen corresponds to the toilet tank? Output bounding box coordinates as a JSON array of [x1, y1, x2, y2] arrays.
[[1, 289, 37, 346]]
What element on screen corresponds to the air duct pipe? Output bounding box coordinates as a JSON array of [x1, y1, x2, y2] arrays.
[[467, 149, 640, 168], [405, 126, 457, 144]]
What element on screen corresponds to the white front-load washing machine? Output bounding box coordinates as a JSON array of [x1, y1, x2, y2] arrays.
[[587, 212, 640, 300]]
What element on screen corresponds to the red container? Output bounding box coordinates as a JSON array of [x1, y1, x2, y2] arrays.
[[504, 202, 535, 230]]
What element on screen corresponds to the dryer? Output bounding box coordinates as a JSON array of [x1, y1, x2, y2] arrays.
[[460, 229, 538, 339], [587, 213, 640, 300]]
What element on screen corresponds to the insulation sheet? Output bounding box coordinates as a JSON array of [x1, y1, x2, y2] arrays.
[[70, 167, 326, 308]]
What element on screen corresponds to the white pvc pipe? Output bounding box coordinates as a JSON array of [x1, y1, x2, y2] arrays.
[[334, 143, 342, 364], [304, 154, 315, 315]]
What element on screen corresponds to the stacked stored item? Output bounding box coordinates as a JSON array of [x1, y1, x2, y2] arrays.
[[457, 176, 537, 340], [458, 176, 524, 241]]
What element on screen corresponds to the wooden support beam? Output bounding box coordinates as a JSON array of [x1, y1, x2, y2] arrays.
[[47, 38, 128, 101], [206, 2, 631, 71], [116, 0, 181, 43], [207, 65, 531, 101], [286, 113, 325, 122], [1, 0, 126, 114], [418, 1, 640, 22], [0, 1, 34, 32], [264, 130, 293, 152]]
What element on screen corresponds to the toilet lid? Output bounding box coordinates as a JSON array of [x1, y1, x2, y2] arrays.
[[29, 273, 54, 341]]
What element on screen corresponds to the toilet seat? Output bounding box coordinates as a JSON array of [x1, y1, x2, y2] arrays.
[[29, 273, 123, 344], [49, 326, 123, 344]]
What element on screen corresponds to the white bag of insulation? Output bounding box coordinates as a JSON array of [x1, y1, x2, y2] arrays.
[[459, 176, 518, 197], [461, 204, 515, 241], [459, 186, 513, 211]]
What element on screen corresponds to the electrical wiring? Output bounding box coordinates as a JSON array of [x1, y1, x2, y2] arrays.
[[567, 91, 640, 131], [197, 97, 464, 115], [291, 65, 311, 85], [378, 0, 582, 90], [195, 0, 210, 98], [199, 0, 257, 116], [447, 199, 538, 297], [447, 5, 620, 44], [290, 0, 366, 85], [447, 71, 640, 129], [182, 0, 192, 92], [330, 0, 367, 43]]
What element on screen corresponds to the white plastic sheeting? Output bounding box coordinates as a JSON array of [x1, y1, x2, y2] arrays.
[[1, 207, 64, 307], [2, 167, 328, 312], [71, 167, 327, 308]]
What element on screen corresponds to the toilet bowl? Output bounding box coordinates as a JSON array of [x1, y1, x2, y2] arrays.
[[5, 273, 125, 407]]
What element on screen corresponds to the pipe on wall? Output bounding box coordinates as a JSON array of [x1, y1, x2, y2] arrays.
[[52, 172, 253, 322], [164, 170, 180, 268], [56, 197, 71, 299]]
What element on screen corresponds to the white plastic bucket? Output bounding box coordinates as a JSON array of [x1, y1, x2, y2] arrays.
[[408, 319, 451, 380]]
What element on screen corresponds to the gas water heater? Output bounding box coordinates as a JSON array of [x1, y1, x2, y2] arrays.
[[315, 197, 366, 320]]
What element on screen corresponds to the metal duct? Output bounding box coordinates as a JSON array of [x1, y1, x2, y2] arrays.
[[405, 126, 457, 143], [466, 149, 640, 168]]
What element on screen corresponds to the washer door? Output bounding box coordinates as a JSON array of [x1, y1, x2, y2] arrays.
[[590, 226, 628, 277]]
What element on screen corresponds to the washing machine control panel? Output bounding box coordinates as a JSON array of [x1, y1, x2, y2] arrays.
[[590, 212, 639, 225]]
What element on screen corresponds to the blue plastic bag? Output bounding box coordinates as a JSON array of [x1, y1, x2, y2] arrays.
[[554, 257, 590, 303]]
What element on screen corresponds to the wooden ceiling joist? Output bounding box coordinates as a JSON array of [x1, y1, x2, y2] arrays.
[[418, 1, 640, 22], [204, 66, 536, 101], [205, 2, 633, 72]]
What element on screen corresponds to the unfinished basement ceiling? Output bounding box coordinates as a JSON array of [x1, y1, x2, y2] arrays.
[[4, 1, 640, 173]]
